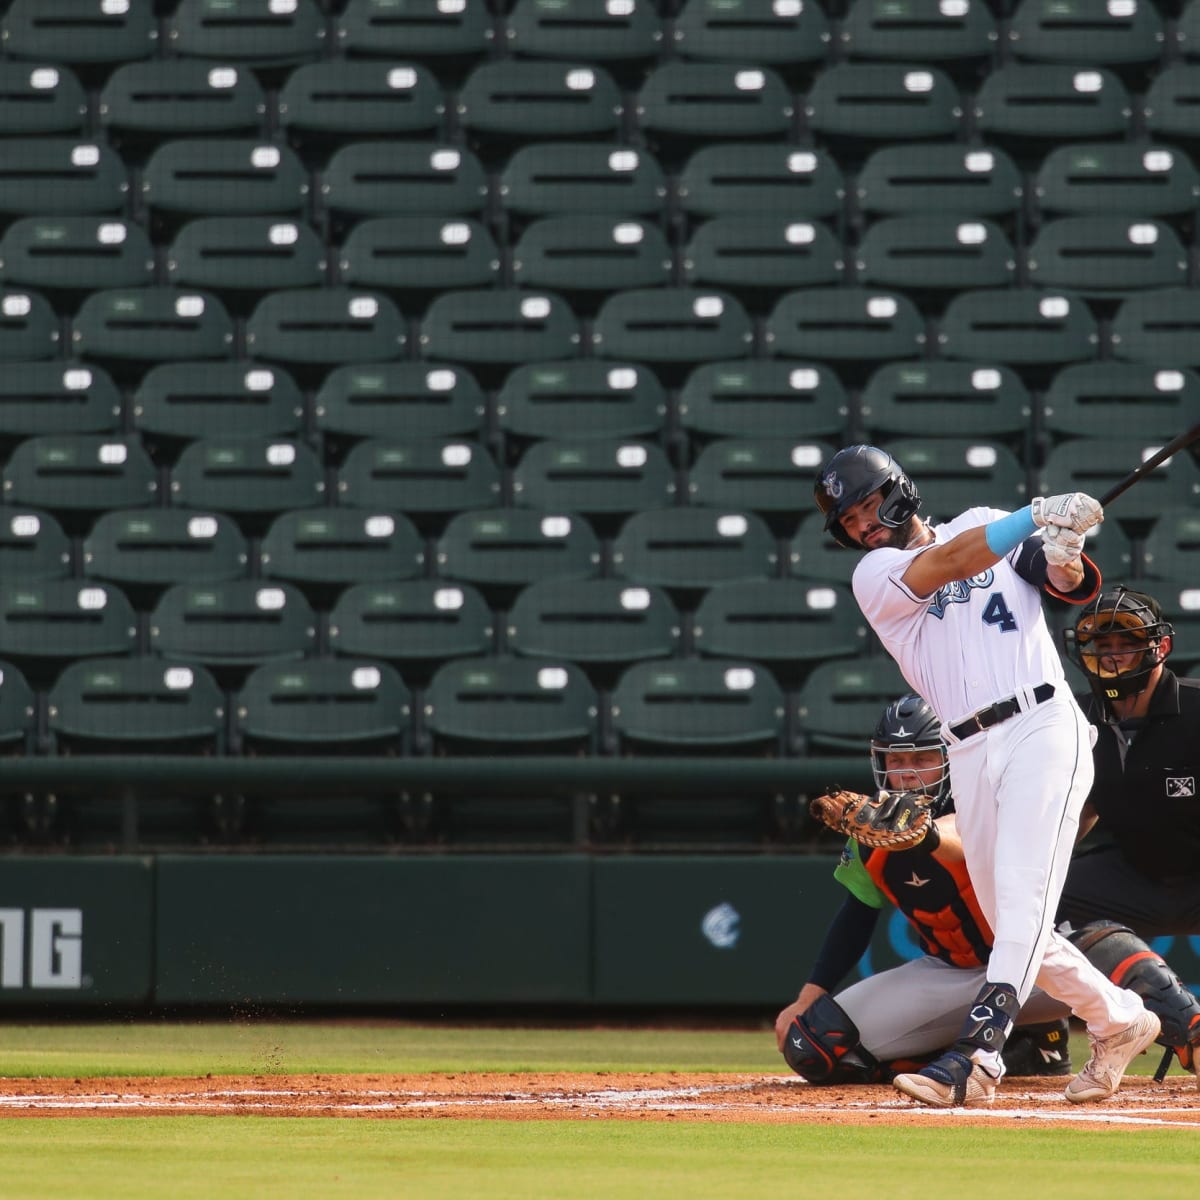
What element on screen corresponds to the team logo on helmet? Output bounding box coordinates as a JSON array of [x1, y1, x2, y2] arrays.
[[822, 471, 843, 500]]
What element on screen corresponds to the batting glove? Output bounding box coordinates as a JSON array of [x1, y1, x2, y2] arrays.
[[1031, 492, 1104, 534], [1042, 524, 1086, 568]]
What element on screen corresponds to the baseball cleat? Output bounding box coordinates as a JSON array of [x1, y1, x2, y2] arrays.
[[1064, 1010, 1161, 1104], [893, 1050, 1000, 1108]]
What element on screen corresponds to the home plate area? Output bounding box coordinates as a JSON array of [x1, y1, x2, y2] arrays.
[[0, 1073, 1197, 1126]]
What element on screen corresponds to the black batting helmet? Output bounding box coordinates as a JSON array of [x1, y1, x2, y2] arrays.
[[870, 693, 951, 813], [814, 445, 921, 549], [1065, 587, 1174, 703]]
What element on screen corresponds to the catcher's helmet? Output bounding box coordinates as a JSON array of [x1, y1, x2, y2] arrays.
[[814, 444, 921, 549], [870, 693, 951, 812], [1065, 587, 1174, 702]]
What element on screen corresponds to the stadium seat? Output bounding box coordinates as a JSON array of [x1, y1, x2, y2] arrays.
[[420, 289, 582, 369], [1154, 588, 1200, 675], [687, 439, 833, 521], [496, 361, 666, 443], [336, 439, 502, 525], [887, 436, 1028, 520], [2, 435, 158, 520], [788, 512, 857, 585], [0, 140, 129, 218], [0, 509, 71, 582], [141, 140, 309, 218], [1041, 362, 1200, 441], [676, 144, 845, 221], [1033, 143, 1200, 219], [166, 0, 327, 66], [856, 144, 1023, 218], [1, 0, 157, 66], [1026, 218, 1187, 298], [1007, 0, 1164, 66], [677, 360, 849, 442], [692, 579, 867, 684], [499, 143, 667, 218], [1111, 288, 1200, 367], [0, 216, 154, 295], [0, 661, 35, 755], [610, 507, 778, 591], [340, 216, 500, 297], [166, 218, 326, 301], [329, 581, 494, 681], [1072, 518, 1136, 582], [0, 288, 60, 362], [321, 143, 488, 219], [169, 438, 325, 522], [512, 215, 672, 297], [794, 657, 909, 752], [1144, 66, 1200, 148], [592, 287, 753, 365], [245, 288, 406, 367], [610, 658, 785, 751], [839, 0, 996, 72], [133, 362, 304, 447], [855, 215, 1015, 295], [506, 0, 662, 64], [336, 0, 495, 62], [234, 658, 412, 754], [671, 0, 829, 72], [315, 363, 486, 444], [0, 63, 88, 136], [682, 216, 843, 296], [1179, 0, 1200, 57], [1142, 507, 1200, 583], [938, 289, 1099, 368], [72, 288, 234, 367]]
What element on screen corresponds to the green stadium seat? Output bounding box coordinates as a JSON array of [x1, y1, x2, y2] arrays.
[[682, 216, 843, 296], [1144, 66, 1200, 148], [336, 0, 495, 61], [592, 287, 753, 365], [72, 287, 234, 367], [316, 363, 486, 444], [794, 657, 908, 752], [1, 0, 157, 66], [856, 216, 1015, 295], [1111, 288, 1200, 367], [506, 0, 663, 63], [169, 437, 325, 522], [48, 657, 224, 757], [329, 581, 494, 681], [1027, 218, 1187, 298], [677, 360, 849, 442], [500, 143, 667, 218], [1033, 143, 1200, 219], [166, 0, 327, 66], [0, 216, 154, 295], [0, 661, 35, 755], [0, 580, 137, 685], [321, 143, 488, 219], [856, 144, 1023, 219], [235, 658, 412, 753], [0, 288, 60, 361], [610, 507, 777, 591], [245, 288, 406, 367], [764, 288, 925, 372], [672, 0, 830, 71], [496, 361, 666, 443], [938, 289, 1099, 368], [676, 144, 845, 221], [839, 0, 996, 72], [141, 140, 309, 218], [0, 63, 88, 136], [1142, 507, 1200, 583], [0, 140, 129, 218], [511, 215, 672, 296], [436, 508, 601, 594], [806, 64, 963, 148], [1042, 363, 1200, 442], [1072, 518, 1136, 582], [0, 363, 109, 447], [83, 508, 249, 603], [339, 217, 500, 296], [150, 580, 317, 677], [505, 579, 680, 683], [0, 509, 71, 582], [3, 435, 158, 520], [166, 217, 326, 302], [1153, 587, 1200, 674], [610, 658, 785, 751], [1007, 0, 1164, 65], [133, 362, 303, 448], [1179, 0, 1200, 57], [788, 511, 857, 585], [692, 579, 867, 684], [888, 436, 1028, 521], [420, 289, 581, 369], [687, 438, 833, 520]]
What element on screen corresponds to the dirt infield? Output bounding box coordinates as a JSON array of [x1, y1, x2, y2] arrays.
[[0, 1072, 1198, 1127]]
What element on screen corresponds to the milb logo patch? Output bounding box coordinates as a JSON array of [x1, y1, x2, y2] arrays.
[[1165, 777, 1196, 798]]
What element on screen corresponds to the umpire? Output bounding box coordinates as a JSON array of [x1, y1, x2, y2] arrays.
[[1059, 587, 1200, 936]]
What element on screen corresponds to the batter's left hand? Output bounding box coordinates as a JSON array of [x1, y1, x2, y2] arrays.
[[1032, 492, 1104, 534]]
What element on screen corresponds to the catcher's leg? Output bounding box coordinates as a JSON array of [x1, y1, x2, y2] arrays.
[[781, 993, 889, 1085], [1001, 1019, 1073, 1077]]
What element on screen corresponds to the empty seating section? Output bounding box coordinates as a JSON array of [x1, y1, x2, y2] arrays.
[[0, 0, 1197, 850]]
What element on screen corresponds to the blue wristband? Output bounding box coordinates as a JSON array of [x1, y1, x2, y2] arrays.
[[984, 506, 1037, 557]]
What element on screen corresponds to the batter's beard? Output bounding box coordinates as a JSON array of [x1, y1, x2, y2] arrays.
[[859, 515, 921, 551]]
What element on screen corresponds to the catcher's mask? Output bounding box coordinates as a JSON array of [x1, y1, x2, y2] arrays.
[[814, 444, 921, 550], [870, 693, 951, 814], [1065, 587, 1174, 703]]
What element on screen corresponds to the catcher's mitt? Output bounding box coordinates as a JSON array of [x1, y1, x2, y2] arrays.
[[809, 788, 935, 851]]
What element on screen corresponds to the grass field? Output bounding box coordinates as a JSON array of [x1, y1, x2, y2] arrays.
[[0, 1022, 1194, 1200]]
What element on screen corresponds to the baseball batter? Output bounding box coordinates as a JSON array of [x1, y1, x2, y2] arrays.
[[813, 445, 1160, 1107]]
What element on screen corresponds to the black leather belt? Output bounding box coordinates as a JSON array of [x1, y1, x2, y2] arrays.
[[948, 683, 1056, 741]]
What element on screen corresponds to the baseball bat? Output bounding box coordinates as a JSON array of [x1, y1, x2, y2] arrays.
[[1097, 422, 1200, 507]]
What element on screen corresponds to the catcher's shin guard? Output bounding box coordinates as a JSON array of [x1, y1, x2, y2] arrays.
[[1066, 921, 1200, 1077], [781, 993, 888, 1085], [1000, 1019, 1072, 1077]]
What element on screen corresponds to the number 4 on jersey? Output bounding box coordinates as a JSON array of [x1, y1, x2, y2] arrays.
[[982, 592, 1017, 632]]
